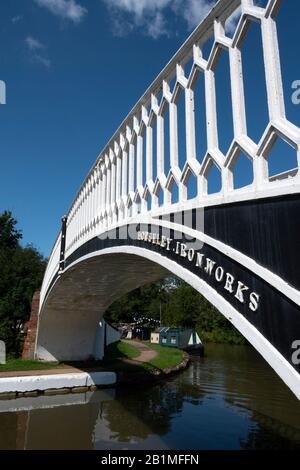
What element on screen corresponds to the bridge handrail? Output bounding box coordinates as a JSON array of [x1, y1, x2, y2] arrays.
[[40, 234, 61, 306], [67, 0, 240, 206], [40, 0, 300, 309]]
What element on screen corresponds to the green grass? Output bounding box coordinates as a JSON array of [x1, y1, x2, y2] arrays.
[[142, 342, 185, 370], [0, 359, 63, 372], [100, 340, 185, 373], [0, 341, 184, 375], [102, 340, 140, 364]]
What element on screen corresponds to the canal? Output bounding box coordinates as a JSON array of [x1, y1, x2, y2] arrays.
[[0, 344, 299, 450]]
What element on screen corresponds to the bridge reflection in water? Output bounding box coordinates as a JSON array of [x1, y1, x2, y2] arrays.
[[1, 345, 299, 450]]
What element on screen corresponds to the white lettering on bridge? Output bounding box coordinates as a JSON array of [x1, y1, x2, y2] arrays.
[[138, 230, 260, 313]]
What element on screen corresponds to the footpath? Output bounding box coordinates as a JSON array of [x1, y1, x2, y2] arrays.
[[121, 340, 158, 364]]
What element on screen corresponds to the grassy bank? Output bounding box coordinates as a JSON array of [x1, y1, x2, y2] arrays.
[[143, 342, 185, 370], [0, 340, 185, 374], [101, 340, 185, 373], [0, 342, 141, 373], [101, 340, 141, 365], [0, 359, 63, 372]]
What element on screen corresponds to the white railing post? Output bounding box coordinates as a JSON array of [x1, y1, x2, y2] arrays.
[[121, 147, 128, 198], [116, 150, 122, 202], [169, 100, 179, 169], [146, 125, 153, 183], [128, 134, 135, 194], [137, 132, 143, 190], [185, 87, 197, 162], [157, 113, 164, 179], [204, 69, 218, 153], [261, 16, 285, 122]]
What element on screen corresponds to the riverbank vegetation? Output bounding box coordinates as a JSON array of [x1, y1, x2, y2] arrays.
[[0, 340, 185, 374], [144, 342, 185, 370], [0, 341, 141, 373], [102, 340, 140, 363], [0, 211, 46, 356], [105, 279, 246, 346], [0, 358, 62, 372], [101, 340, 185, 373]]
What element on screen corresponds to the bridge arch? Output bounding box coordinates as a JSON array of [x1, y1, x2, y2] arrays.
[[37, 215, 300, 400]]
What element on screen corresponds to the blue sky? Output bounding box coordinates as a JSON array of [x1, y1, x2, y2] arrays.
[[0, 0, 299, 257]]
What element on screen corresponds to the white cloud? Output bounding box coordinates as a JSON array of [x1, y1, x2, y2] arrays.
[[12, 15, 23, 24], [105, 0, 171, 20], [34, 55, 51, 68], [147, 12, 168, 39], [102, 0, 216, 39], [110, 15, 134, 38], [225, 7, 242, 35], [25, 36, 45, 51], [172, 0, 213, 31], [33, 0, 87, 23], [104, 0, 171, 38], [25, 36, 51, 68]]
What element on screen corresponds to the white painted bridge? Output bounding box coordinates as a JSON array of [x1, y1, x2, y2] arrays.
[[36, 0, 300, 399]]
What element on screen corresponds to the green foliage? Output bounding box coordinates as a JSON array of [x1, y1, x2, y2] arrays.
[[199, 329, 246, 345], [105, 278, 246, 345], [0, 211, 22, 249], [0, 211, 47, 355], [105, 279, 170, 324]]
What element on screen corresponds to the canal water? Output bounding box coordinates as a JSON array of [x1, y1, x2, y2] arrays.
[[0, 344, 299, 450]]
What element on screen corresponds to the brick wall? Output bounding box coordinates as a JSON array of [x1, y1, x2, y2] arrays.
[[22, 291, 40, 360]]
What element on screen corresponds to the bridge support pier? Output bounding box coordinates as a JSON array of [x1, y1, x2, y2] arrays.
[[22, 291, 40, 360]]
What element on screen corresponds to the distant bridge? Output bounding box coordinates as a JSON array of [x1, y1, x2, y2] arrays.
[[36, 0, 300, 399]]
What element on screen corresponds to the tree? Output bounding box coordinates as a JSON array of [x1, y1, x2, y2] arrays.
[[0, 211, 22, 249], [104, 278, 172, 325], [105, 276, 246, 345], [0, 211, 47, 355]]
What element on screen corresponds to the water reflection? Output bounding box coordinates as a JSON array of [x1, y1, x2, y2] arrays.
[[0, 390, 115, 450], [94, 382, 206, 450], [0, 345, 299, 450]]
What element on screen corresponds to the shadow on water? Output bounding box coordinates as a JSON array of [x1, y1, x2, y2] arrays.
[[0, 344, 299, 450]]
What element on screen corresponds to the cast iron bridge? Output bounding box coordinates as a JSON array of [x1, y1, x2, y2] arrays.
[[36, 0, 300, 399]]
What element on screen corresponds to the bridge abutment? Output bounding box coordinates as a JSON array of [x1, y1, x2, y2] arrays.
[[22, 291, 40, 361], [35, 253, 168, 362]]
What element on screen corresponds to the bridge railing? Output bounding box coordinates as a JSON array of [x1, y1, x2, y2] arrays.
[[40, 234, 61, 306], [40, 0, 300, 308]]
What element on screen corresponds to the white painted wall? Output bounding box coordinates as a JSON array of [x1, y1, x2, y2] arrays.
[[0, 371, 116, 395], [107, 322, 121, 346], [94, 320, 121, 361]]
